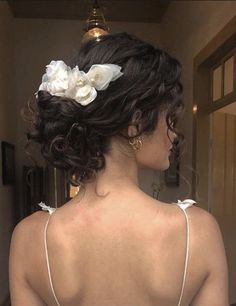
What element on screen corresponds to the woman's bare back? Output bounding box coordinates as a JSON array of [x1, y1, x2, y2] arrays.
[[24, 193, 208, 306]]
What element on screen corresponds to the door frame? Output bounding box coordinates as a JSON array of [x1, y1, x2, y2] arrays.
[[192, 16, 236, 210]]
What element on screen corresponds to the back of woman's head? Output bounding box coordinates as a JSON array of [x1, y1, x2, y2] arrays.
[[25, 32, 184, 186]]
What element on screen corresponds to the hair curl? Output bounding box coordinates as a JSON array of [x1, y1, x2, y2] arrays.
[[23, 32, 185, 187]]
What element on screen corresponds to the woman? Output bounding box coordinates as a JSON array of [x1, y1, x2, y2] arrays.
[[9, 32, 228, 305]]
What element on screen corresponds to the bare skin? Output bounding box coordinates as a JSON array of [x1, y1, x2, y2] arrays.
[[9, 111, 229, 305]]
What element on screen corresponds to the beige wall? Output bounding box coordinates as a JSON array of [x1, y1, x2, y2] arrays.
[[159, 0, 236, 203], [0, 1, 16, 304]]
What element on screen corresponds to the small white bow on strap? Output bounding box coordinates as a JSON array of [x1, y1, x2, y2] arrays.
[[177, 199, 197, 205], [38, 202, 56, 214]]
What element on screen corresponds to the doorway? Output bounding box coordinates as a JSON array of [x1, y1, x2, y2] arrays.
[[193, 16, 236, 304], [209, 102, 236, 302]]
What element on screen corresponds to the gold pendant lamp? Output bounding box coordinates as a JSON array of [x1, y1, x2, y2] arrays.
[[83, 0, 109, 41]]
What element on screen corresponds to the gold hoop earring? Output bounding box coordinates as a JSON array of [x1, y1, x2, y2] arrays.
[[128, 135, 143, 151]]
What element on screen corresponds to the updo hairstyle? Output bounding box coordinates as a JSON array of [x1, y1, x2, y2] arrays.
[[24, 32, 185, 187]]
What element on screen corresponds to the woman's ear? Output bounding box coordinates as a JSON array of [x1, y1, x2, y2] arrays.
[[127, 109, 143, 137]]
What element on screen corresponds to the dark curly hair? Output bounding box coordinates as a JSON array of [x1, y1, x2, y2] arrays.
[[23, 32, 185, 187]]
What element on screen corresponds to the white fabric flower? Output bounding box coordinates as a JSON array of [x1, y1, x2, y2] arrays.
[[39, 60, 70, 96], [86, 64, 123, 90], [37, 60, 123, 105], [65, 66, 97, 106]]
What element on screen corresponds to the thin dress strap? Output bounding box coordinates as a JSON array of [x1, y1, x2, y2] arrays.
[[38, 202, 61, 306], [175, 199, 196, 306]]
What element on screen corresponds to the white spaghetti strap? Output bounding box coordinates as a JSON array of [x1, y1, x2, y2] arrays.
[[176, 199, 196, 306], [40, 203, 62, 306], [176, 206, 190, 306]]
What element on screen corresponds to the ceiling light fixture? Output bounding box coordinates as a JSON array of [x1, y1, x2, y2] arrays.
[[83, 0, 109, 41]]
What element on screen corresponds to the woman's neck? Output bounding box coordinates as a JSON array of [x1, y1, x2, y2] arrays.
[[75, 140, 142, 204]]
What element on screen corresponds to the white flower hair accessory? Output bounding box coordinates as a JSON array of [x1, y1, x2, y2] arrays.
[[37, 60, 123, 106]]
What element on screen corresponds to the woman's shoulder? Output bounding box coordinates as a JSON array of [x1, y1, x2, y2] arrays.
[[169, 200, 219, 237], [10, 209, 52, 257], [10, 210, 49, 279], [14, 208, 50, 231], [170, 201, 223, 266], [184, 204, 225, 259], [165, 201, 221, 277], [172, 201, 220, 236], [157, 197, 214, 224], [12, 210, 45, 234], [152, 198, 219, 248]]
